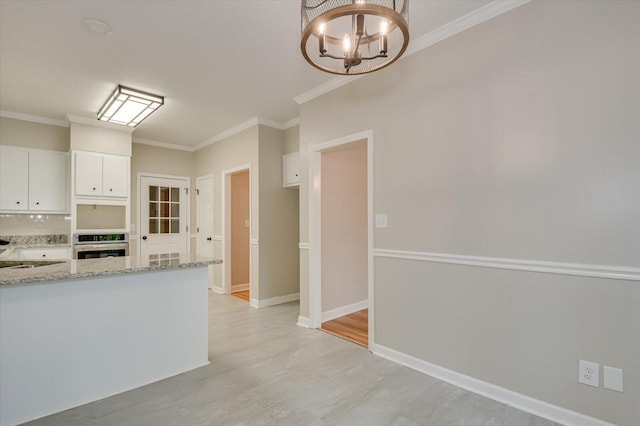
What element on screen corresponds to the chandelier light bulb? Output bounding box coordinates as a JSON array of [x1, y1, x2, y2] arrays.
[[342, 33, 352, 53], [379, 19, 389, 36], [318, 23, 326, 35]]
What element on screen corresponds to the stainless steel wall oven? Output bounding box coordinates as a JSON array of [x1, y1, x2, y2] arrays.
[[73, 233, 129, 259]]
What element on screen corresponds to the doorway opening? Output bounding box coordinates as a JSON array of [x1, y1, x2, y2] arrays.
[[222, 165, 251, 302], [309, 132, 373, 348]]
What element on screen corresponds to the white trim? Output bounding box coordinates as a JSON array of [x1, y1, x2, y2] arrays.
[[405, 0, 530, 57], [0, 110, 69, 127], [212, 236, 223, 241], [67, 114, 135, 133], [136, 172, 191, 257], [308, 130, 375, 351], [195, 117, 259, 151], [373, 249, 640, 282], [282, 117, 300, 129], [193, 116, 299, 151], [190, 234, 197, 239], [133, 137, 194, 152], [299, 243, 309, 250], [296, 316, 311, 328], [251, 293, 300, 308], [293, 0, 531, 105], [250, 298, 259, 308], [221, 164, 252, 295], [209, 285, 224, 295], [321, 300, 368, 323], [231, 283, 250, 292], [250, 239, 259, 246], [371, 344, 615, 426]]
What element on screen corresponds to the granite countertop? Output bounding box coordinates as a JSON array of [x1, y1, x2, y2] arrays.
[[0, 253, 222, 287]]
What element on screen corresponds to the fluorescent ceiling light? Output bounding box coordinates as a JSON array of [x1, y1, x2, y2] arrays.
[[97, 85, 164, 127]]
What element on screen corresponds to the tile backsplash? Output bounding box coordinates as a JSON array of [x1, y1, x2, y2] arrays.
[[0, 214, 70, 236]]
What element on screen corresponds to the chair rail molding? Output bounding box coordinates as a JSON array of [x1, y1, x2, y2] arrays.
[[373, 249, 640, 281]]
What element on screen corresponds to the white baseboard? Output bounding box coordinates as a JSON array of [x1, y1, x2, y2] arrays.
[[321, 300, 368, 322], [251, 292, 300, 309], [209, 285, 223, 294], [297, 316, 311, 328], [231, 283, 249, 292], [371, 344, 615, 426]]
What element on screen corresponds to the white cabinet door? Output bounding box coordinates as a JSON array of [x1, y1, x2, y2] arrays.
[[102, 155, 129, 197], [0, 145, 29, 211], [28, 150, 67, 211], [75, 151, 103, 196], [283, 152, 300, 187]]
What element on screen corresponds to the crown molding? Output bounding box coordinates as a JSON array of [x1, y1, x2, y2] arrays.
[[0, 110, 69, 127], [194, 116, 300, 151], [132, 137, 195, 152], [294, 0, 531, 105], [66, 114, 136, 133]]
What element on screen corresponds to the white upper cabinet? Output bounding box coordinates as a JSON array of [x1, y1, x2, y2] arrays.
[[0, 145, 69, 213], [283, 152, 300, 188], [102, 155, 129, 197], [74, 151, 129, 198], [28, 150, 68, 211], [0, 145, 29, 211]]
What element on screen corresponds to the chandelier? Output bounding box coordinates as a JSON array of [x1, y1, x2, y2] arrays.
[[301, 0, 409, 75]]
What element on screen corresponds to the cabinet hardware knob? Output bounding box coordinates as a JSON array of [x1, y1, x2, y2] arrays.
[[16, 201, 20, 204], [42, 254, 46, 257], [207, 237, 212, 241], [110, 188, 113, 192], [93, 187, 96, 191], [36, 202, 40, 205], [142, 236, 147, 240]]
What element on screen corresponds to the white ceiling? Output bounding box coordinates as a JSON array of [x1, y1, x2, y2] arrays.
[[0, 0, 493, 148]]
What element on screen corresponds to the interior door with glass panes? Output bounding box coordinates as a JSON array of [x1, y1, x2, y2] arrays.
[[140, 176, 189, 257]]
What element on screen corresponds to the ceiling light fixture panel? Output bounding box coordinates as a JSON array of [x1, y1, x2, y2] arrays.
[[97, 85, 164, 127]]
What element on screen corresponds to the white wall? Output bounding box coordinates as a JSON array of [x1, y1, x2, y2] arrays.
[[298, 1, 640, 425], [321, 141, 367, 314]]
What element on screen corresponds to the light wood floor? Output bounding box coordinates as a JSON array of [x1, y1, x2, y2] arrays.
[[322, 309, 368, 347], [26, 293, 560, 426], [231, 289, 249, 301]]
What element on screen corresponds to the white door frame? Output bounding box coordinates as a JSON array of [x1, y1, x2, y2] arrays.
[[221, 164, 252, 296], [308, 130, 374, 349], [136, 172, 191, 257]]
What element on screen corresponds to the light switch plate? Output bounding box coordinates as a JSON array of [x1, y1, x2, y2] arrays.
[[375, 214, 388, 228], [603, 366, 623, 392]]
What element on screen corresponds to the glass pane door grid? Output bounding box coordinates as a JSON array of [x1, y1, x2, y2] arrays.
[[148, 186, 181, 234]]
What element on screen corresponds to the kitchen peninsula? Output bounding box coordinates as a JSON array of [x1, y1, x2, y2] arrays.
[[0, 254, 221, 426]]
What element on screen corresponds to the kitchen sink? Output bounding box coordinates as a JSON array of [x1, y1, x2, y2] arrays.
[[0, 260, 66, 269]]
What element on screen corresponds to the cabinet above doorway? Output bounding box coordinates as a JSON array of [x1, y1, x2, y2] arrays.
[[283, 152, 300, 188]]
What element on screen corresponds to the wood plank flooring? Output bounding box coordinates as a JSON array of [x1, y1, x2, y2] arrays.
[[25, 293, 560, 426], [231, 289, 249, 301], [321, 309, 368, 347]]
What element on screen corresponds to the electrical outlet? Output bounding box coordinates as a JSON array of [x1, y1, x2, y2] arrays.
[[579, 360, 599, 387]]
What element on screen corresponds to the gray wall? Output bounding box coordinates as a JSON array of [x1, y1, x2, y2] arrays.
[[0, 117, 69, 151], [298, 1, 639, 424], [258, 125, 300, 300]]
